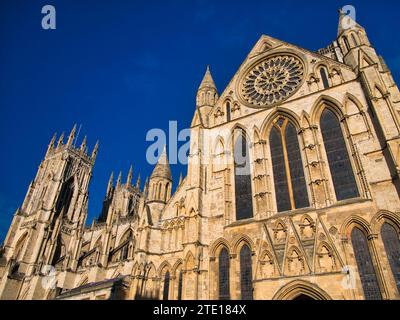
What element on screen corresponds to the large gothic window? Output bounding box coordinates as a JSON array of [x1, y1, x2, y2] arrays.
[[234, 129, 253, 220], [163, 271, 170, 300], [240, 245, 253, 300], [269, 118, 309, 212], [351, 228, 382, 300], [218, 248, 230, 300], [381, 223, 400, 293], [320, 109, 359, 201]]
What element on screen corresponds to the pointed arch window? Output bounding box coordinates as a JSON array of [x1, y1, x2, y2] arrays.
[[163, 271, 170, 300], [240, 244, 253, 300], [234, 129, 253, 220], [351, 228, 382, 300], [320, 67, 330, 89], [269, 118, 309, 212], [320, 109, 359, 201], [226, 102, 231, 122], [177, 271, 183, 300], [381, 223, 400, 293], [218, 248, 230, 300]]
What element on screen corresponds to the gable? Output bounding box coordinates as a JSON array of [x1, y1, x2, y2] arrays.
[[208, 35, 356, 126]]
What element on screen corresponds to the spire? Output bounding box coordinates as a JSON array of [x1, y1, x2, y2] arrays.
[[80, 136, 87, 152], [197, 66, 218, 108], [67, 124, 77, 146], [107, 171, 114, 195], [47, 133, 57, 154], [198, 65, 217, 91], [57, 132, 65, 147], [337, 7, 362, 36], [91, 140, 99, 160], [136, 174, 141, 189], [117, 171, 122, 188], [126, 164, 133, 186], [150, 145, 172, 181]]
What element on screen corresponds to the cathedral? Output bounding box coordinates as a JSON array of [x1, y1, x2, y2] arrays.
[[0, 10, 399, 300]]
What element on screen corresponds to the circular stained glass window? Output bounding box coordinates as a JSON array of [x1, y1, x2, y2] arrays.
[[240, 55, 304, 107]]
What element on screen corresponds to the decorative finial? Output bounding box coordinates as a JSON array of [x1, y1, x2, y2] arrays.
[[67, 124, 77, 146], [91, 140, 99, 160], [57, 132, 65, 147], [127, 164, 133, 186], [107, 171, 114, 195]]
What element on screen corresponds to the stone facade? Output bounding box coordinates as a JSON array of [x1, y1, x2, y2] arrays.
[[0, 11, 399, 300]]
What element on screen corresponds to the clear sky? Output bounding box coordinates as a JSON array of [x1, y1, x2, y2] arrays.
[[0, 0, 399, 241]]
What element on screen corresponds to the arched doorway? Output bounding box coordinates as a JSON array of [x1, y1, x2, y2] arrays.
[[272, 280, 331, 300]]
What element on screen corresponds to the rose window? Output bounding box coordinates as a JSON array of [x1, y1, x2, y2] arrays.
[[241, 55, 304, 107]]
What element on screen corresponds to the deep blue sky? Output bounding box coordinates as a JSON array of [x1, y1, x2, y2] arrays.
[[0, 0, 399, 241]]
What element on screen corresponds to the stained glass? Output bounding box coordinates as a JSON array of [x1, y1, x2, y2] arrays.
[[286, 123, 310, 209], [270, 126, 291, 212], [320, 109, 359, 201], [351, 228, 382, 300], [240, 245, 253, 300], [381, 223, 400, 293], [234, 130, 254, 220], [219, 248, 230, 300]]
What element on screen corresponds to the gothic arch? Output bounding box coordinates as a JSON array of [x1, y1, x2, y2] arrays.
[[117, 228, 134, 246], [226, 123, 252, 150], [340, 215, 373, 240], [158, 261, 172, 278], [315, 241, 337, 272], [210, 238, 231, 257], [145, 262, 157, 278], [213, 136, 225, 155], [232, 234, 255, 255], [371, 210, 400, 234], [184, 251, 196, 271], [299, 110, 311, 128], [172, 259, 183, 275], [272, 280, 332, 300], [343, 93, 365, 115], [260, 107, 301, 140], [253, 126, 261, 143], [310, 95, 344, 124]]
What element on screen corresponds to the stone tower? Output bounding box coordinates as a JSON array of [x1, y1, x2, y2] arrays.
[[0, 126, 97, 299]]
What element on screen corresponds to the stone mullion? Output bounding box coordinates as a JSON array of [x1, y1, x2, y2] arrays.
[[311, 124, 333, 206], [224, 166, 232, 225], [252, 140, 269, 219], [230, 253, 239, 299], [300, 125, 326, 208]]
